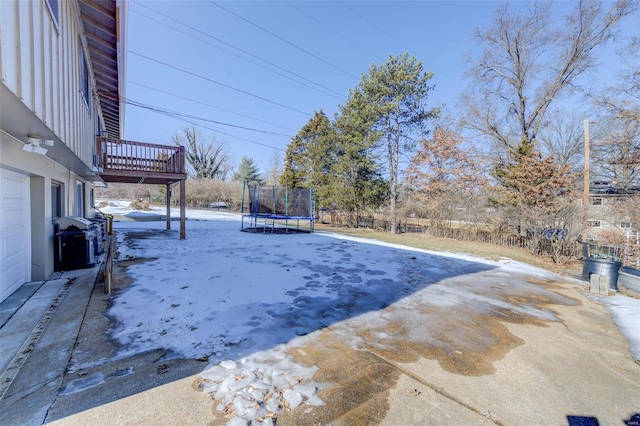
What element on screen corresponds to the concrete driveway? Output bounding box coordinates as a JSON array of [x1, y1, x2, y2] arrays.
[[1, 220, 638, 425], [50, 277, 640, 426]]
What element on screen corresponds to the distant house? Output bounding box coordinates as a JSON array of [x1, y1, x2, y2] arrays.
[[586, 179, 638, 242], [0, 0, 127, 302]]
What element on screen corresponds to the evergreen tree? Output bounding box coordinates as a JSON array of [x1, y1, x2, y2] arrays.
[[329, 95, 388, 226], [233, 156, 262, 184], [280, 136, 306, 189], [280, 111, 335, 210], [280, 111, 333, 186], [350, 53, 439, 233]]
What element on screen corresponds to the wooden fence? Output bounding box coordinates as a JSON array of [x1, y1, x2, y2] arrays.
[[325, 214, 581, 262]]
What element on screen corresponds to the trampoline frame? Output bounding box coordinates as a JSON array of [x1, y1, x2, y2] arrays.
[[240, 183, 316, 234]]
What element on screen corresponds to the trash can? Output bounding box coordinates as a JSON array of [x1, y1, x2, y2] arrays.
[[582, 243, 622, 290]]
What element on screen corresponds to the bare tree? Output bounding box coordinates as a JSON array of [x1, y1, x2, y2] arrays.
[[593, 36, 640, 124], [265, 150, 283, 186], [539, 112, 585, 174], [591, 120, 640, 190], [462, 0, 636, 155], [591, 37, 640, 190], [172, 126, 228, 179], [406, 127, 487, 229]]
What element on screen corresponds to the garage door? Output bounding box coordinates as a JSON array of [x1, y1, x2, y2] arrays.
[[0, 169, 29, 303]]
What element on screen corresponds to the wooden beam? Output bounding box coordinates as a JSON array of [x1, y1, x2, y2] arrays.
[[166, 183, 171, 230], [91, 61, 118, 79], [94, 69, 118, 86], [80, 11, 117, 38], [80, 0, 116, 23], [87, 45, 116, 66], [85, 30, 116, 52], [180, 179, 186, 240]]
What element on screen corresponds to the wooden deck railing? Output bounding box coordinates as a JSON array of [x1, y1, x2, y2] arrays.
[[96, 137, 185, 174]]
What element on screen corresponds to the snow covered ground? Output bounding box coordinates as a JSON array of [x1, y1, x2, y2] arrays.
[[96, 200, 640, 425]]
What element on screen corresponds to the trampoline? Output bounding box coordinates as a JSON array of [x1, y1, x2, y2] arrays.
[[241, 183, 316, 233]]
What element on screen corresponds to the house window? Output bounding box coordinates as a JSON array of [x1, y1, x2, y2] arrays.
[[620, 221, 632, 229], [45, 0, 59, 28], [590, 197, 603, 206], [51, 181, 63, 220], [79, 41, 91, 114], [588, 220, 602, 228]]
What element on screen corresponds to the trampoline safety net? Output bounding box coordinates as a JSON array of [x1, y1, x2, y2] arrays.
[[241, 184, 315, 233]]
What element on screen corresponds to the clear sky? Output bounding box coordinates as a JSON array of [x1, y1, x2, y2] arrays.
[[123, 1, 637, 174]]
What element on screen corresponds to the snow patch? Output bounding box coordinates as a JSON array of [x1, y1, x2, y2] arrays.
[[199, 347, 326, 424]]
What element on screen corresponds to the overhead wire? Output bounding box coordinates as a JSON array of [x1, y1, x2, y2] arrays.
[[339, 2, 404, 47], [129, 3, 346, 101], [129, 50, 312, 117], [99, 87, 292, 151], [209, 1, 360, 80], [125, 98, 288, 152], [129, 81, 297, 132], [123, 98, 293, 137], [285, 1, 379, 59]]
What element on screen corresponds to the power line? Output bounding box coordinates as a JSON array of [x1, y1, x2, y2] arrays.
[[126, 99, 287, 152], [123, 97, 294, 137], [285, 1, 379, 59], [339, 2, 403, 47], [129, 81, 297, 132], [209, 1, 360, 80], [130, 2, 345, 101], [128, 50, 312, 117]]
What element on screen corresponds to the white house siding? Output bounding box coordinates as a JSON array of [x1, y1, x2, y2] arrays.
[[0, 0, 113, 299], [587, 195, 636, 242], [0, 131, 94, 286], [1, 0, 100, 169]]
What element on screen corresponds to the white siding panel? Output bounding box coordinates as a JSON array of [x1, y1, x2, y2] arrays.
[[33, 1, 44, 119], [3, 0, 102, 171], [61, 2, 69, 143], [47, 17, 62, 138], [18, 0, 32, 104], [0, 0, 19, 91]]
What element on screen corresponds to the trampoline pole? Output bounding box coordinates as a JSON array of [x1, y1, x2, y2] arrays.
[[285, 185, 289, 234], [271, 186, 275, 234], [311, 188, 315, 233], [241, 180, 246, 231], [255, 185, 259, 233]]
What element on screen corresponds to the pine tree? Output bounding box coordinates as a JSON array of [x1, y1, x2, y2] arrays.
[[233, 156, 262, 184], [329, 96, 388, 226], [350, 53, 439, 233], [280, 111, 335, 211]]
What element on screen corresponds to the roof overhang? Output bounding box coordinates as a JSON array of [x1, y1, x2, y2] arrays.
[[78, 0, 127, 139]]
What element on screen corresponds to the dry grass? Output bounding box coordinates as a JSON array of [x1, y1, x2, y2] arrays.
[[315, 224, 582, 276]]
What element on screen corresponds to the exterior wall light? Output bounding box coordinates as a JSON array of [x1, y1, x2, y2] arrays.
[[23, 135, 48, 156]]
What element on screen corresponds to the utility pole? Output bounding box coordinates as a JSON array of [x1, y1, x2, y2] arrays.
[[582, 119, 590, 242]]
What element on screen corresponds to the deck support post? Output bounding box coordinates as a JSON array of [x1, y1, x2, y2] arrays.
[[180, 179, 186, 239], [166, 183, 171, 230]]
